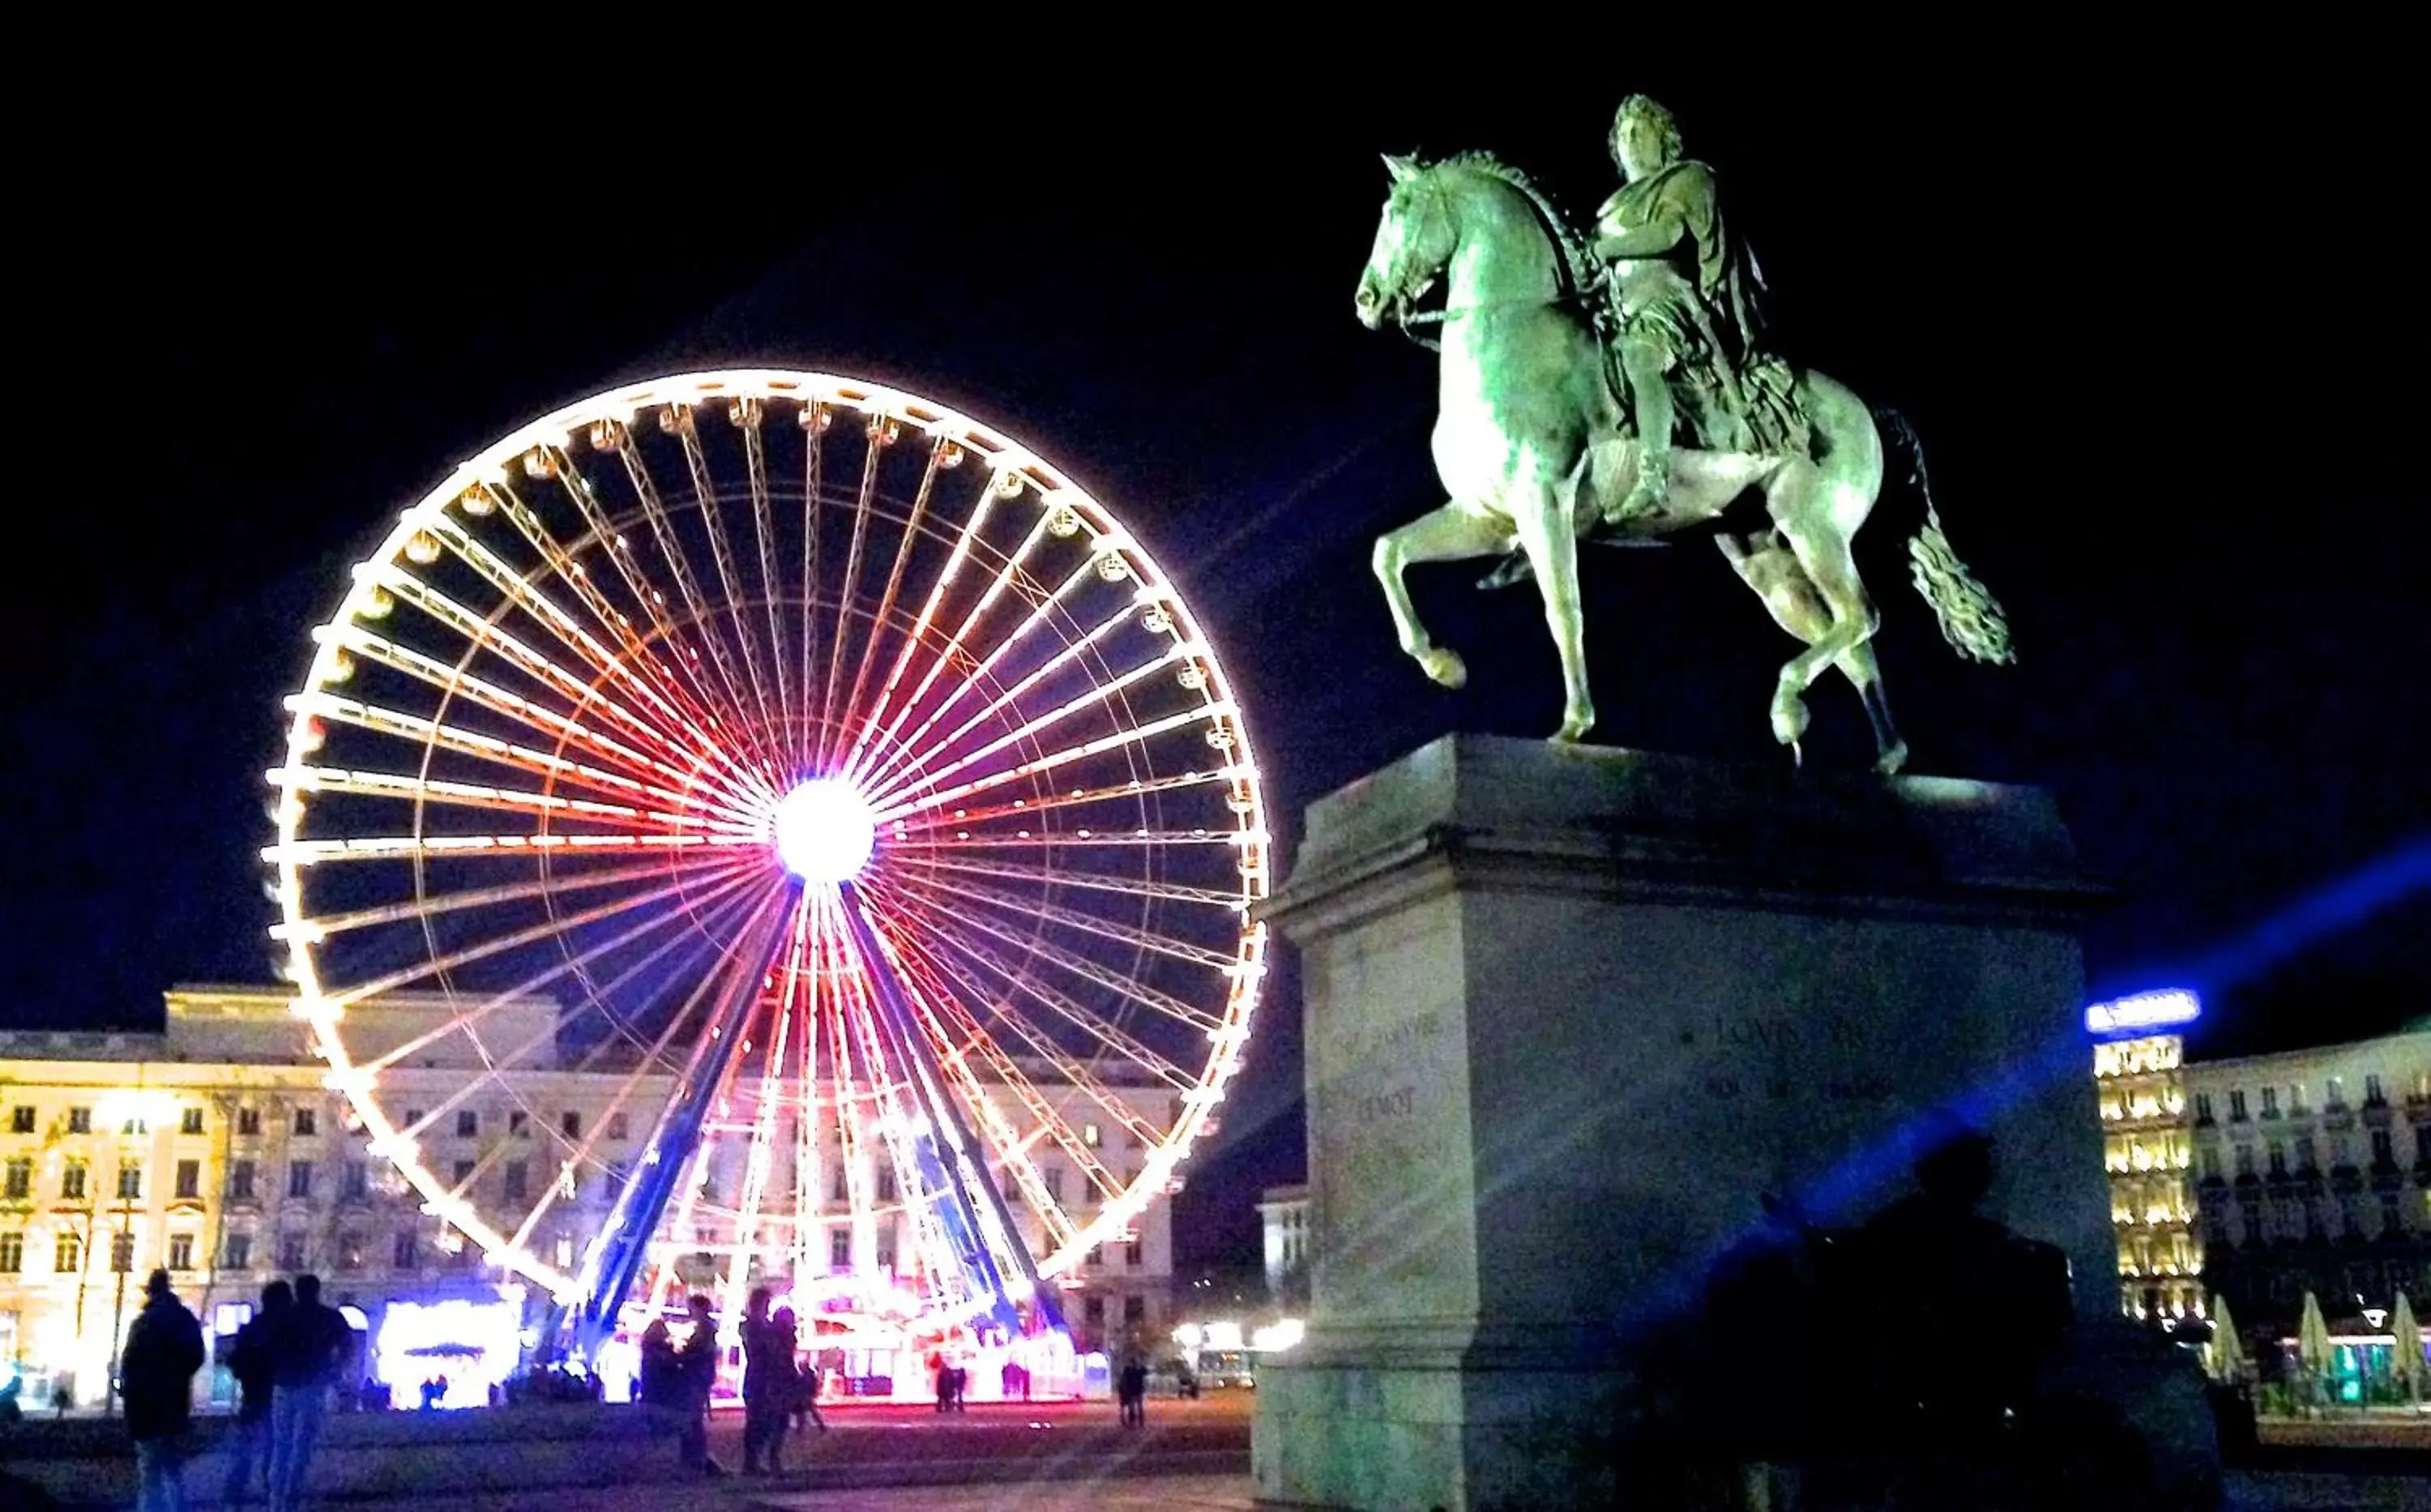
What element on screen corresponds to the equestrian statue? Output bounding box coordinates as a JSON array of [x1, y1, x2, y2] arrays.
[[1353, 96, 2013, 772]]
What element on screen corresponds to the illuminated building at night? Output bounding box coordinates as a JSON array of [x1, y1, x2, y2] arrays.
[[2096, 1004, 2431, 1333], [0, 985, 1177, 1407]]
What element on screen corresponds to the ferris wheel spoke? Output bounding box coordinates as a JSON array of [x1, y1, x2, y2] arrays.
[[535, 444, 746, 753], [318, 619, 770, 816], [832, 434, 955, 777], [896, 766, 1240, 835], [279, 852, 739, 940], [814, 426, 890, 773], [671, 402, 786, 757], [736, 399, 798, 756], [323, 857, 777, 1014], [842, 462, 1009, 783], [284, 692, 739, 821], [856, 549, 1094, 797], [425, 502, 749, 787], [884, 935, 1156, 1198], [347, 864, 773, 1078], [867, 885, 1195, 1093], [883, 878, 1223, 1034], [914, 853, 1250, 912], [867, 630, 1179, 815], [605, 415, 786, 780], [271, 764, 723, 837], [893, 869, 1237, 972], [869, 925, 1088, 1249]]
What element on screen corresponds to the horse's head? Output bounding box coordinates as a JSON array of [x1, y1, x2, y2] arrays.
[[1354, 154, 1455, 331]]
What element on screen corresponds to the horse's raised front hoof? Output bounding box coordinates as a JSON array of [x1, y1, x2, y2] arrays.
[[1549, 704, 1596, 745], [1874, 738, 1910, 776], [1416, 645, 1468, 690], [1770, 689, 1811, 748]]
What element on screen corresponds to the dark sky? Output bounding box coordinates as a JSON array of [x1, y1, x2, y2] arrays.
[[9, 59, 2425, 1273]]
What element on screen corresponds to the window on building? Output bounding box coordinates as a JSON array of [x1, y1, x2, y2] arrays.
[[2261, 1087, 2279, 1117], [2194, 1093, 2213, 1124], [228, 1160, 255, 1200], [504, 1161, 529, 1202], [341, 1162, 369, 1201], [117, 1164, 143, 1201], [2228, 1090, 2248, 1121], [452, 1161, 476, 1189], [456, 1110, 478, 1138], [278, 1233, 307, 1271], [287, 1161, 314, 1199], [111, 1231, 135, 1273], [607, 1112, 628, 1141], [168, 1233, 194, 1271], [830, 1230, 852, 1268], [62, 1160, 88, 1201], [561, 1111, 581, 1139], [509, 1111, 530, 1139], [2, 1158, 29, 1200], [180, 1107, 205, 1136], [8, 1106, 32, 1134], [236, 1107, 260, 1137], [224, 1234, 252, 1270], [0, 1232, 21, 1272], [174, 1160, 201, 1199], [68, 1107, 92, 1134], [293, 1108, 316, 1138], [56, 1232, 83, 1272], [394, 1232, 419, 1269]]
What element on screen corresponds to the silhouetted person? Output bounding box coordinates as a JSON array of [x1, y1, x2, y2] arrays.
[[675, 1294, 724, 1476], [120, 1269, 204, 1512], [1117, 1357, 1148, 1428], [267, 1274, 352, 1512], [222, 1279, 291, 1510], [740, 1288, 797, 1474]]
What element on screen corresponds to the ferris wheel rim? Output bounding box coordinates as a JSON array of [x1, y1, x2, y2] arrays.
[[267, 367, 1271, 1314]]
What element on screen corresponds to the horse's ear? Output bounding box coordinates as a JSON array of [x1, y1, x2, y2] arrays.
[[1382, 153, 1418, 184]]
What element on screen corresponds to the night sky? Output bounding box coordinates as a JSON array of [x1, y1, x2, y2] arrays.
[[10, 61, 2425, 1275]]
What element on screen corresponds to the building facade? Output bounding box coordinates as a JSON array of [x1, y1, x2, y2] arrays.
[[2096, 1023, 2431, 1335], [1, 985, 1177, 1401]]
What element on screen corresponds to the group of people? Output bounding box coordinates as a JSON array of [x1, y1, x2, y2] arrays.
[[119, 1268, 353, 1512], [636, 1290, 827, 1479]]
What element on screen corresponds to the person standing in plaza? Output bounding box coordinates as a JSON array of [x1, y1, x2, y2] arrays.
[[266, 1274, 351, 1512], [120, 1269, 206, 1512], [675, 1294, 724, 1477], [220, 1280, 290, 1510]]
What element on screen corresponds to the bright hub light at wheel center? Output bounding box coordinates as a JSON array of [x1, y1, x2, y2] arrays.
[[771, 779, 876, 882]]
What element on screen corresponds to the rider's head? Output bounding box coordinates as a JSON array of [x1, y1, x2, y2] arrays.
[[1611, 96, 1682, 180]]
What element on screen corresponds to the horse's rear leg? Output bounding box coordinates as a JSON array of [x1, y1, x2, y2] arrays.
[[1717, 532, 1907, 773], [1373, 502, 1515, 690]]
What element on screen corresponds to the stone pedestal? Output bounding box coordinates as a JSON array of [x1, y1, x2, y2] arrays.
[[1252, 735, 2113, 1511]]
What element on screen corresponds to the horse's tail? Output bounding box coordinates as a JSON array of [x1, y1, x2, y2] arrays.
[[1878, 408, 2016, 665]]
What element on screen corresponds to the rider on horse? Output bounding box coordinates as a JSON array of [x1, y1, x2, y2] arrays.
[[1593, 96, 1808, 523]]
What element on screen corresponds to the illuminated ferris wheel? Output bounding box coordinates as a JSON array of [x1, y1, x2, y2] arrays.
[[262, 370, 1270, 1352]]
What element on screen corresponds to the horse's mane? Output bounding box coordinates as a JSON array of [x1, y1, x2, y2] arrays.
[[1432, 152, 1596, 300]]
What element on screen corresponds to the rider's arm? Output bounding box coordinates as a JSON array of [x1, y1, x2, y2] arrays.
[[1595, 215, 1684, 262]]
